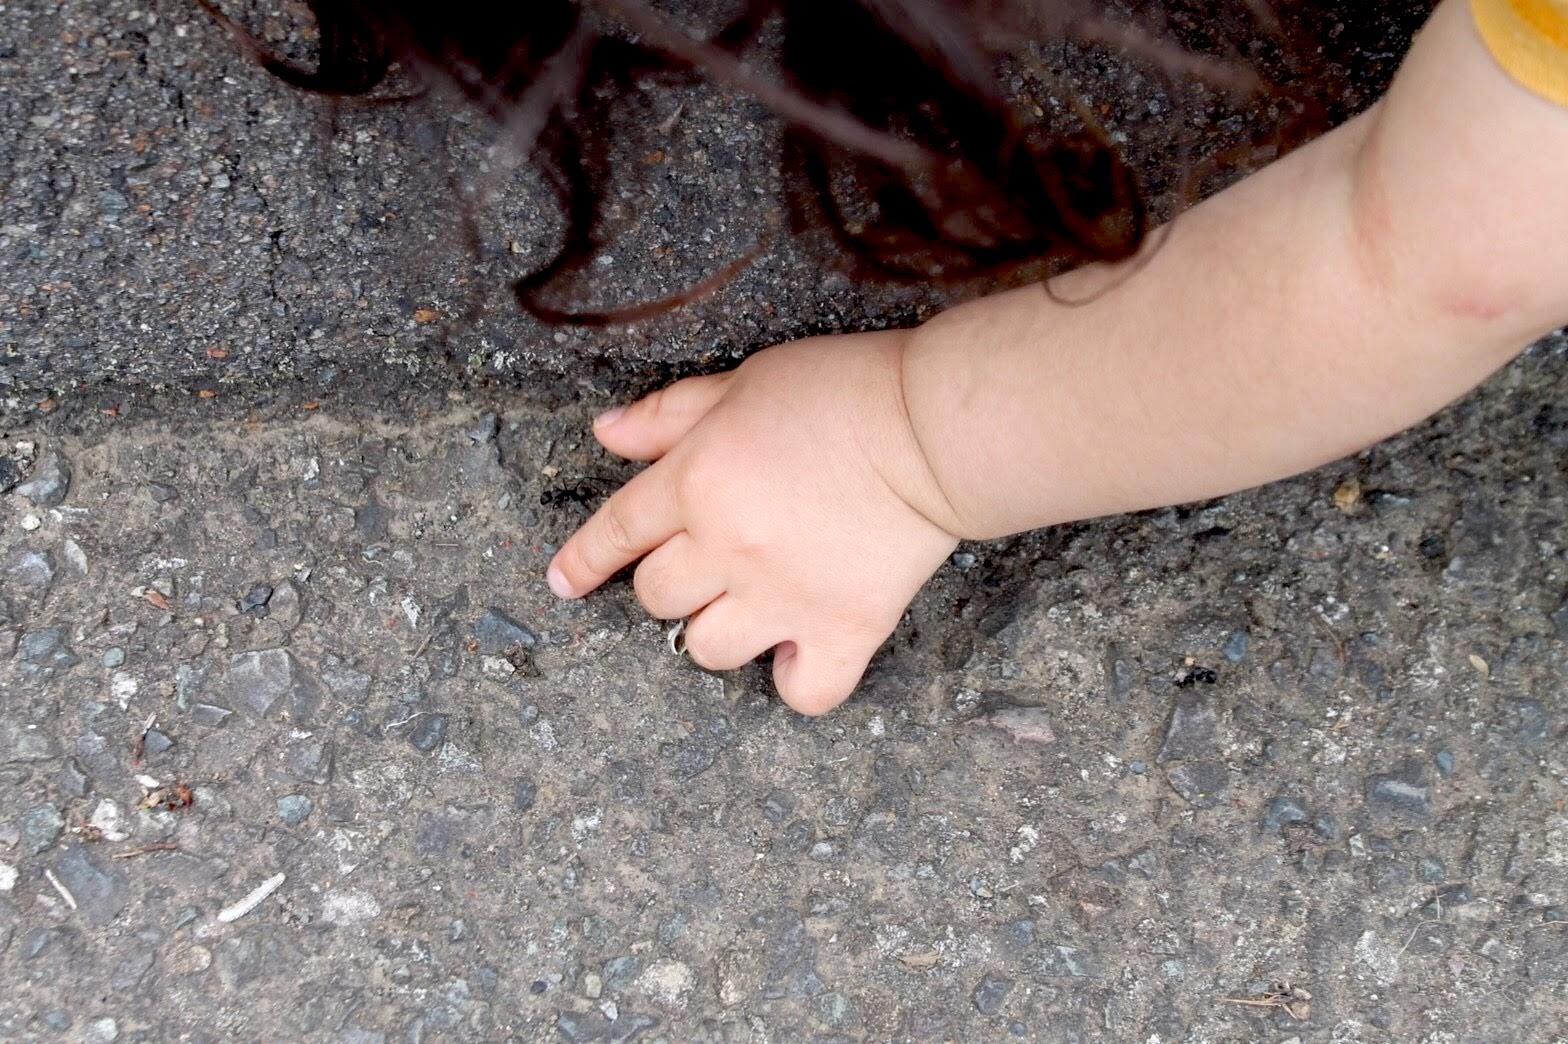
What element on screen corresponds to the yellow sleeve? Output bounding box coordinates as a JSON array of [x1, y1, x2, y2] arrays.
[[1471, 0, 1568, 105]]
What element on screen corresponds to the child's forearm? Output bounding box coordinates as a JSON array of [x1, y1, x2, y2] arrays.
[[901, 0, 1568, 540]]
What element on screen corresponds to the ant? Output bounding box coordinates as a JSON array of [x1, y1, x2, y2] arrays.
[[540, 478, 611, 508]]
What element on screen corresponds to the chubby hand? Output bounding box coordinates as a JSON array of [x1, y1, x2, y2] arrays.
[[546, 330, 961, 714]]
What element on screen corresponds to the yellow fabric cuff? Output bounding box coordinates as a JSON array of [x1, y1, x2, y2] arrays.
[[1471, 0, 1568, 105]]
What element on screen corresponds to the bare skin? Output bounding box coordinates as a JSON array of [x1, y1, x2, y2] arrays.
[[548, 0, 1568, 715]]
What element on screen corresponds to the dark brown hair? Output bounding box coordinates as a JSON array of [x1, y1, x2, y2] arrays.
[[201, 0, 1377, 325]]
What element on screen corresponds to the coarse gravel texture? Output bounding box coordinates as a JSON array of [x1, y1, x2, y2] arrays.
[[2, 337, 1567, 1041], [6, 0, 1568, 1041]]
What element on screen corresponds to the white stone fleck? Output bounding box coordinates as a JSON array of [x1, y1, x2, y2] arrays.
[[110, 672, 138, 710], [1354, 930, 1401, 985], [571, 809, 602, 845], [636, 959, 694, 1009], [89, 799, 131, 842], [82, 1018, 119, 1043], [321, 890, 382, 925]]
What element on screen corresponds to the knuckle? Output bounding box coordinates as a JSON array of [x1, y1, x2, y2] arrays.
[[683, 619, 743, 672], [555, 545, 587, 586], [685, 643, 722, 672], [596, 502, 638, 559], [632, 563, 673, 618], [641, 385, 674, 424]]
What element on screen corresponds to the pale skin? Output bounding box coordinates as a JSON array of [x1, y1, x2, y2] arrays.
[[548, 0, 1568, 715]]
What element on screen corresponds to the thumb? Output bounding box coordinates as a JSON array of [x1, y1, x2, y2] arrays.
[[594, 371, 733, 462]]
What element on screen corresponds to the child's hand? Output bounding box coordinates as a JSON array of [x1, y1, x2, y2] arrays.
[[546, 331, 961, 714]]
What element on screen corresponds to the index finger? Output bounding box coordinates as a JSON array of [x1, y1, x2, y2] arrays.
[[547, 464, 681, 599]]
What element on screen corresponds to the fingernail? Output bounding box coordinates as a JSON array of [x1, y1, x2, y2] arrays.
[[546, 562, 574, 599], [594, 406, 626, 428]]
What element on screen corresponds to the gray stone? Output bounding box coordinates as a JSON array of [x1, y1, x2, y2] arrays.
[[216, 936, 264, 988], [0, 456, 20, 494], [41, 1010, 72, 1030], [1262, 795, 1310, 835], [602, 956, 642, 993], [609, 1014, 658, 1041], [1367, 763, 1431, 819], [1165, 761, 1228, 809], [662, 715, 736, 782], [1504, 699, 1551, 748], [141, 730, 174, 758], [21, 804, 64, 854], [190, 703, 234, 728], [1222, 629, 1250, 662], [468, 413, 499, 443], [758, 909, 824, 1000], [286, 741, 335, 784], [57, 758, 91, 798], [321, 659, 372, 702], [15, 452, 71, 507], [52, 845, 128, 926], [409, 714, 449, 752], [473, 608, 536, 655], [761, 790, 796, 823], [1023, 944, 1104, 978], [22, 927, 68, 961], [556, 1010, 612, 1042], [354, 500, 390, 542], [813, 991, 859, 1029], [175, 665, 202, 712], [101, 647, 126, 669], [972, 973, 1013, 1015], [229, 649, 323, 720], [148, 482, 179, 503], [6, 550, 55, 595], [1157, 692, 1218, 764], [1, 719, 59, 761], [241, 583, 274, 615], [268, 580, 303, 630], [980, 704, 1056, 745], [514, 780, 538, 812], [1434, 750, 1455, 777], [278, 795, 314, 827], [110, 949, 156, 991], [1127, 847, 1160, 878], [19, 627, 78, 672]]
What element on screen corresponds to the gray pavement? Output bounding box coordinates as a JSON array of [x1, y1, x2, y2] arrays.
[[5, 1, 1566, 1042]]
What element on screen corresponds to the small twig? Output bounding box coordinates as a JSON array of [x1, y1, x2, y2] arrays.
[[1218, 998, 1283, 1009], [1314, 612, 1347, 665], [112, 842, 181, 860], [1396, 917, 1430, 958], [133, 711, 157, 765], [657, 102, 685, 136], [43, 868, 77, 911], [216, 872, 286, 924]]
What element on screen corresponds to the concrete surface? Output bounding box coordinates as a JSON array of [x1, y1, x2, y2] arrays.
[[5, 1, 1566, 1042]]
